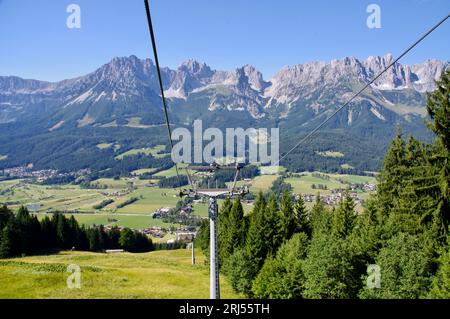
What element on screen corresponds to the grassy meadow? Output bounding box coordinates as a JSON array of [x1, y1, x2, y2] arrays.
[[0, 250, 239, 299]]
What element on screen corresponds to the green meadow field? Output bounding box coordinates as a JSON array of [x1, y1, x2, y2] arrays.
[[0, 250, 239, 299], [250, 175, 278, 192], [285, 172, 376, 195], [115, 187, 180, 214], [0, 171, 377, 229], [0, 180, 185, 230], [153, 163, 189, 177], [115, 144, 168, 160]]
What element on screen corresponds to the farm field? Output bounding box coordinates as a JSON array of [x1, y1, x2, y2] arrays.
[[0, 250, 239, 299], [250, 175, 278, 192], [285, 172, 377, 195], [114, 187, 180, 214], [285, 174, 343, 195], [92, 178, 149, 189], [327, 173, 377, 184], [0, 180, 180, 213], [0, 180, 107, 212], [153, 163, 188, 177], [1, 171, 377, 229], [115, 145, 168, 160]]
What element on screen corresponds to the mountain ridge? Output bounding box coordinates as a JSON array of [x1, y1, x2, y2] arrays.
[[0, 54, 447, 173], [0, 54, 446, 127]]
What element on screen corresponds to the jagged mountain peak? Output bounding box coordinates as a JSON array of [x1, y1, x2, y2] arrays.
[[240, 64, 270, 92], [365, 53, 394, 65], [179, 59, 212, 74], [94, 55, 155, 81], [0, 54, 447, 126]]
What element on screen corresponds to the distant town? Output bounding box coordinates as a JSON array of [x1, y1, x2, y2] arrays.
[[0, 165, 90, 183]]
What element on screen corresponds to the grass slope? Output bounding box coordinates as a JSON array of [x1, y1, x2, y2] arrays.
[[0, 250, 239, 299]]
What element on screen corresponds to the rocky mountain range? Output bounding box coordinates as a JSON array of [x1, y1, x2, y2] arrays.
[[0, 54, 447, 126], [0, 54, 447, 172]]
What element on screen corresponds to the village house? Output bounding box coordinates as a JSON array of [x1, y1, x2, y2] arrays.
[[142, 226, 166, 238], [175, 231, 196, 243]]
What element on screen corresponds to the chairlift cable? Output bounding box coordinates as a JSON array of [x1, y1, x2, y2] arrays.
[[144, 0, 181, 181]]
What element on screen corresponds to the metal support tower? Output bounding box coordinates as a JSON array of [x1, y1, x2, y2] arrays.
[[191, 239, 196, 265], [208, 197, 220, 299], [179, 162, 248, 300]]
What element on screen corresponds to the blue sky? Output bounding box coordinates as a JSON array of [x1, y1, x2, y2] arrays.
[[0, 0, 449, 81]]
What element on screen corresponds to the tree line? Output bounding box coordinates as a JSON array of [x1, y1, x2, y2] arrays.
[[196, 70, 450, 299], [0, 207, 153, 258]]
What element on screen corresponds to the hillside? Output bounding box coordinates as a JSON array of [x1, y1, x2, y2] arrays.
[[0, 250, 239, 299]]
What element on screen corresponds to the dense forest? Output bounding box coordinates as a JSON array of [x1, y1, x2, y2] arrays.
[[0, 207, 154, 257], [196, 70, 450, 299]]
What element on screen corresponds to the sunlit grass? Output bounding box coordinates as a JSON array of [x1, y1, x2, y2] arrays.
[[0, 250, 240, 299]]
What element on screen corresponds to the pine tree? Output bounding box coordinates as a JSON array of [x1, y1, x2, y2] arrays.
[[218, 198, 232, 265], [119, 228, 135, 252], [376, 127, 407, 218], [359, 233, 433, 299], [332, 189, 356, 238], [196, 219, 210, 255], [28, 215, 41, 253], [0, 225, 13, 258], [245, 192, 267, 266], [98, 225, 107, 250], [426, 69, 450, 239], [279, 191, 296, 241], [252, 233, 309, 299], [52, 213, 70, 248], [427, 69, 450, 152], [428, 233, 450, 298], [67, 215, 80, 249], [107, 226, 121, 249], [293, 195, 311, 237], [249, 191, 266, 223], [228, 199, 246, 249], [264, 194, 282, 255], [15, 206, 35, 254], [16, 206, 31, 224], [303, 231, 360, 299], [77, 225, 89, 251], [310, 193, 331, 235], [40, 216, 57, 248], [350, 197, 382, 261], [225, 247, 259, 296], [87, 227, 101, 251], [0, 205, 14, 230]]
